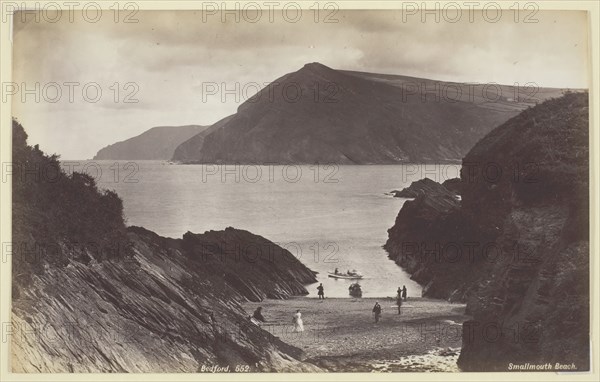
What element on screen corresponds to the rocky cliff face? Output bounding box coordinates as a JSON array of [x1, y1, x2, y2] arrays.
[[138, 226, 317, 301], [12, 120, 318, 372], [93, 125, 207, 160], [384, 178, 474, 300], [384, 93, 589, 370], [173, 63, 565, 164], [12, 227, 318, 372]]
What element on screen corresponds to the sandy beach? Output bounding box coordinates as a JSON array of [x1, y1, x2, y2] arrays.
[[243, 297, 469, 372]]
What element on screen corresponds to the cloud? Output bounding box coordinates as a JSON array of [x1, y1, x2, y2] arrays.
[[11, 9, 589, 159]]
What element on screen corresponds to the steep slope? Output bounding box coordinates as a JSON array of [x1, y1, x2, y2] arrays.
[[12, 120, 318, 372], [12, 226, 319, 372], [171, 116, 234, 163], [384, 93, 589, 370], [93, 125, 208, 160], [173, 62, 566, 164]]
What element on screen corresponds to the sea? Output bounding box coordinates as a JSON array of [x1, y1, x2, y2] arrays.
[[80, 161, 461, 298]]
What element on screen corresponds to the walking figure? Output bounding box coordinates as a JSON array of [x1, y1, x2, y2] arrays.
[[402, 285, 407, 301], [372, 302, 382, 323], [292, 309, 304, 332], [317, 283, 325, 300], [396, 293, 403, 315]]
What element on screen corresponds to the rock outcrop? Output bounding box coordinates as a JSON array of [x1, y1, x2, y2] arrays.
[[12, 120, 319, 372], [390, 177, 458, 199], [384, 179, 468, 300], [172, 62, 566, 164], [384, 93, 590, 370]]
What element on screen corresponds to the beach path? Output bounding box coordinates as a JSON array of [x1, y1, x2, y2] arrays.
[[242, 297, 469, 372]]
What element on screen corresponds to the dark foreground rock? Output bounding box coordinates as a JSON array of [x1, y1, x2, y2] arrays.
[[12, 227, 318, 372], [385, 179, 467, 300], [441, 178, 463, 196], [385, 93, 590, 371], [133, 226, 317, 301], [11, 120, 319, 372]]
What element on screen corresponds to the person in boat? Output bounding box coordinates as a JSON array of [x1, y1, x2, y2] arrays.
[[334, 268, 339, 275], [317, 283, 325, 300], [402, 285, 407, 301], [372, 302, 382, 323], [292, 309, 304, 332], [253, 307, 265, 322]]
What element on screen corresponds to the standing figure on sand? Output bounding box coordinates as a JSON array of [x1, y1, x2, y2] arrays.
[[396, 292, 403, 315], [292, 309, 304, 332], [317, 283, 325, 300], [372, 302, 382, 323], [402, 285, 407, 301]]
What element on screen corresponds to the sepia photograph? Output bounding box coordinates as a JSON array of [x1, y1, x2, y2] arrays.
[[1, 0, 597, 378]]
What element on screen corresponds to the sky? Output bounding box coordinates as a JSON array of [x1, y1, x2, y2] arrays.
[[11, 9, 590, 159]]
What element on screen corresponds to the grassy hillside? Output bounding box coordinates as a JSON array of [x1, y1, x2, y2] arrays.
[[173, 63, 566, 164]]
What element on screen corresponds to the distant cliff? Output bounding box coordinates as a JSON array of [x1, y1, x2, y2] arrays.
[[12, 120, 318, 372], [93, 125, 207, 160], [384, 93, 589, 370], [173, 62, 566, 164], [171, 116, 234, 163]]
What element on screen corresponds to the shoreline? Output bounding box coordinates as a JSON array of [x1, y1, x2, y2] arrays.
[[243, 296, 469, 372]]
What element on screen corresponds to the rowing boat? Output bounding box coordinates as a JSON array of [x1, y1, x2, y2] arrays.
[[328, 272, 363, 279]]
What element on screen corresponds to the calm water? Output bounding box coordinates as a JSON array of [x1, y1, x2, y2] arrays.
[[84, 162, 459, 298]]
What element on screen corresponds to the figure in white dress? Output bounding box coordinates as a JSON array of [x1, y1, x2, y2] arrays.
[[292, 309, 304, 332]]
